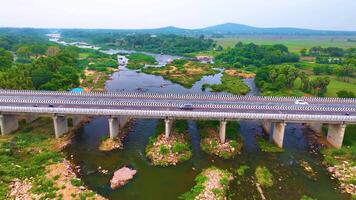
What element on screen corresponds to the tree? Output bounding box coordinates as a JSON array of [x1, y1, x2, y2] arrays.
[[46, 46, 60, 56], [0, 48, 13, 69], [337, 90, 355, 98], [300, 48, 307, 56]]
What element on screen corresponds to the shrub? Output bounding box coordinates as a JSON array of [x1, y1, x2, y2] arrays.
[[255, 166, 273, 187]]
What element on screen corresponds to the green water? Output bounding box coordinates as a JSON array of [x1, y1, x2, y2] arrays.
[[66, 118, 349, 200], [65, 59, 350, 200]]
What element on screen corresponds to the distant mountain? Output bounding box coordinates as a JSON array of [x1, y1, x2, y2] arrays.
[[123, 23, 356, 36], [3, 23, 356, 36], [195, 23, 356, 36]]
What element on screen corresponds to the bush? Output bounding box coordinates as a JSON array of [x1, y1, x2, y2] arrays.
[[173, 142, 189, 153], [159, 145, 169, 155], [255, 166, 273, 187]]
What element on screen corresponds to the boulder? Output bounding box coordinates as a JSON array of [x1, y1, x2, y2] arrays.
[[110, 167, 137, 189]]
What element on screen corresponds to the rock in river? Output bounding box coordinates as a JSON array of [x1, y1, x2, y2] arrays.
[[110, 167, 137, 189]]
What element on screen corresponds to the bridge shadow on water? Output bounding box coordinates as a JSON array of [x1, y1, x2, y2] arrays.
[[66, 117, 348, 200]]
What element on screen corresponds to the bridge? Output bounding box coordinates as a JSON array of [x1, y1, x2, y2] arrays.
[[0, 89, 355, 149]]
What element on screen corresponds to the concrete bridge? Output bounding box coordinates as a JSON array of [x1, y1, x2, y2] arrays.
[[0, 89, 355, 149]]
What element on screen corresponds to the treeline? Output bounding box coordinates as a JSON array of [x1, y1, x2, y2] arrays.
[[255, 65, 330, 96], [301, 46, 356, 65], [61, 30, 215, 55], [215, 42, 299, 68], [0, 45, 80, 90]]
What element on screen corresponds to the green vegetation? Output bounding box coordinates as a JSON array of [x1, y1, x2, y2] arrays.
[[180, 167, 232, 200], [300, 195, 317, 200], [202, 72, 250, 95], [255, 64, 332, 96], [145, 120, 192, 166], [255, 166, 273, 187], [61, 31, 215, 55], [126, 53, 158, 70], [143, 59, 218, 88], [257, 138, 284, 153], [215, 37, 356, 52], [236, 165, 250, 176], [0, 118, 63, 199], [322, 125, 356, 166], [198, 121, 243, 159], [215, 42, 299, 68]]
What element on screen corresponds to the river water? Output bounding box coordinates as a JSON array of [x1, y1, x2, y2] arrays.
[[64, 51, 350, 200]]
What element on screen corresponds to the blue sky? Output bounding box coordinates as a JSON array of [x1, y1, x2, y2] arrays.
[[0, 0, 355, 30]]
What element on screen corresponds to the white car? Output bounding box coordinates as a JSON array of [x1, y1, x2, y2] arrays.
[[294, 100, 309, 105]]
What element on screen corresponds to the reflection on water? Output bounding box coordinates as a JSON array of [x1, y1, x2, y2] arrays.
[[66, 52, 348, 200]]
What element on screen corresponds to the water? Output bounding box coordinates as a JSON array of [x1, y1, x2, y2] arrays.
[[65, 51, 349, 199]]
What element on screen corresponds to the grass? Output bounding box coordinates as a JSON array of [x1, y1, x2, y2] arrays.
[[322, 125, 356, 166], [236, 165, 250, 176], [179, 167, 232, 200], [126, 53, 158, 70], [0, 118, 63, 199], [145, 120, 192, 166], [257, 138, 284, 153], [255, 166, 273, 187], [214, 36, 356, 52], [300, 195, 317, 200], [142, 59, 218, 88], [198, 121, 243, 159], [202, 72, 251, 95]]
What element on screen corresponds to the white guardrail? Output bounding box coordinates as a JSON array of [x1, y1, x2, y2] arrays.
[[0, 106, 355, 123], [0, 97, 355, 113], [1, 89, 356, 103]]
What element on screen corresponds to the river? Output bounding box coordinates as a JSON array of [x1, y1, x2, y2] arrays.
[[47, 34, 349, 200], [61, 49, 350, 200]]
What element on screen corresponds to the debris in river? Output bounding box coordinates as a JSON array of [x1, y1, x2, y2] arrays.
[[110, 167, 137, 189]]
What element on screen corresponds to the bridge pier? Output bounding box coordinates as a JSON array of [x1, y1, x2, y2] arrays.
[[219, 120, 227, 143], [165, 118, 173, 138], [53, 115, 68, 138], [0, 114, 19, 135], [272, 122, 286, 148], [262, 120, 272, 134], [109, 117, 120, 139], [327, 124, 346, 149]]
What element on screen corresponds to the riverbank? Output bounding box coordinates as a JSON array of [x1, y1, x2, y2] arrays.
[[0, 117, 105, 199]]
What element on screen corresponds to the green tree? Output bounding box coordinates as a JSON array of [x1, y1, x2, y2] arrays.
[[337, 90, 355, 98], [0, 48, 13, 69]]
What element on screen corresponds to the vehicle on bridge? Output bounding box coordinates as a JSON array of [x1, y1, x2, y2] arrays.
[[180, 104, 194, 110], [294, 100, 309, 105]]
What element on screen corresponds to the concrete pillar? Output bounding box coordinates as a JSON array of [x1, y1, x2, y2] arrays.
[[272, 122, 286, 148], [0, 114, 19, 135], [165, 118, 173, 138], [53, 115, 68, 138], [219, 120, 227, 143], [327, 124, 346, 149], [308, 122, 323, 133], [109, 117, 120, 139], [262, 120, 272, 134]]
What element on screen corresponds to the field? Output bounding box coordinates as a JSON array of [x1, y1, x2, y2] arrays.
[[214, 36, 356, 52]]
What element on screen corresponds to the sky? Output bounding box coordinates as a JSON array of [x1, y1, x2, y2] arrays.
[[0, 0, 355, 31]]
